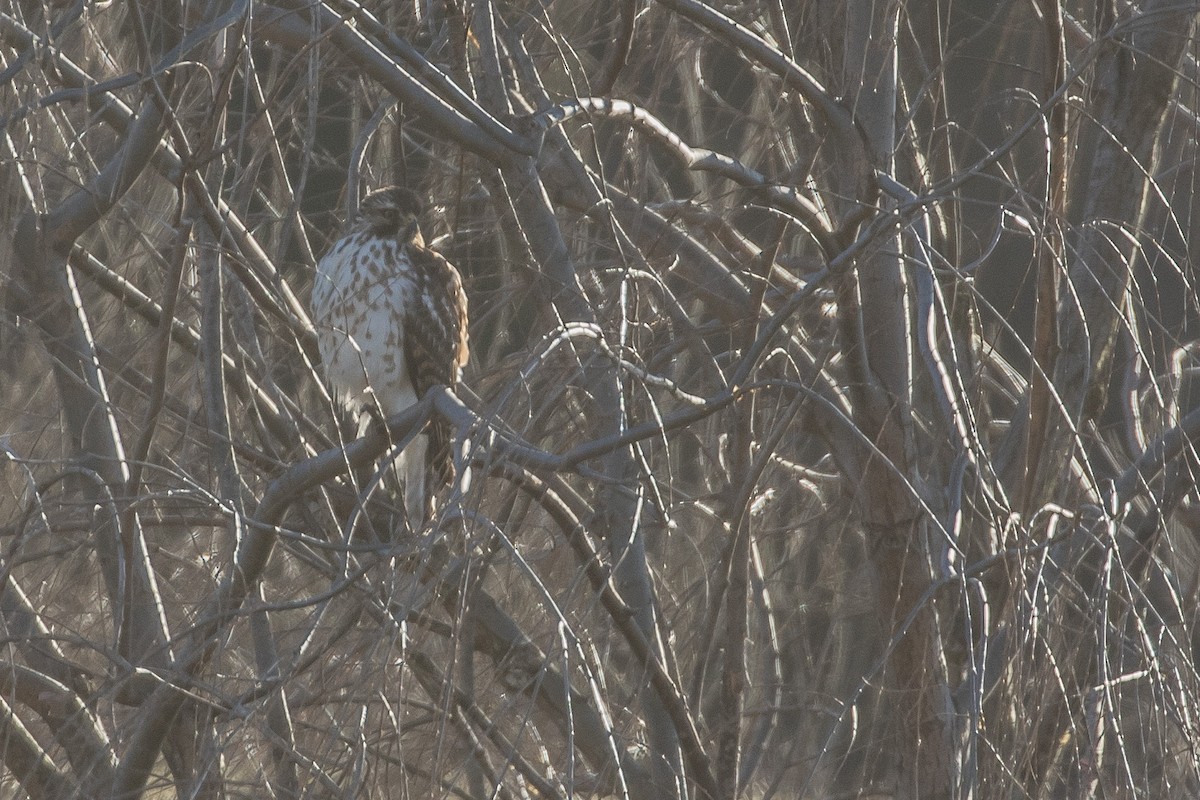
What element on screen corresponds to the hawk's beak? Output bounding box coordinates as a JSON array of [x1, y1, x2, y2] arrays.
[[403, 218, 423, 246]]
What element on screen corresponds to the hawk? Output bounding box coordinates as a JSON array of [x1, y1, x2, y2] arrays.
[[311, 186, 469, 523]]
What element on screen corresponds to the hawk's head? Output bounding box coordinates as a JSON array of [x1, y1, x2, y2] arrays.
[[357, 186, 425, 245]]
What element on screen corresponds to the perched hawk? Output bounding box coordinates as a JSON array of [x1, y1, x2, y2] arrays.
[[311, 186, 469, 523]]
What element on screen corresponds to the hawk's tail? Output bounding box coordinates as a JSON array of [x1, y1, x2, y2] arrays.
[[415, 420, 469, 523], [427, 419, 457, 492]]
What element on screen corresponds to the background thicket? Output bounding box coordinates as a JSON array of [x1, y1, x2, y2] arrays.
[[2, 1, 1200, 798]]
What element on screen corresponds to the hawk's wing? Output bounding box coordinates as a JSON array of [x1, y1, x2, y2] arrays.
[[403, 244, 469, 490]]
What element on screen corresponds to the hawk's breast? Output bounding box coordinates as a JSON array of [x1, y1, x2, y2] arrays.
[[312, 232, 420, 416]]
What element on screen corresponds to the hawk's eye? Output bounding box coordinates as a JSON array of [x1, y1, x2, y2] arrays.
[[365, 208, 396, 234]]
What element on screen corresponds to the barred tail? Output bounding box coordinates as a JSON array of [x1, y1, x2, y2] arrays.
[[428, 419, 456, 491]]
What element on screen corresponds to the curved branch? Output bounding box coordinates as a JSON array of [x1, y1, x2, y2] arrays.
[[1113, 402, 1200, 525], [329, 0, 532, 153], [259, 0, 530, 165], [533, 97, 838, 258], [652, 0, 875, 217]]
